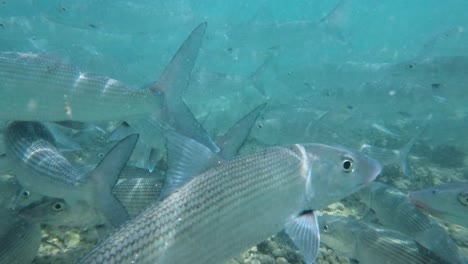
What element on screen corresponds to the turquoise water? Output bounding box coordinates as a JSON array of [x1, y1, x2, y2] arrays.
[[0, 0, 467, 263]]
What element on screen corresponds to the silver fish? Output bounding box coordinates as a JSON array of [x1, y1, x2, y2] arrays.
[[318, 215, 451, 264], [78, 132, 381, 264], [16, 166, 165, 227], [0, 211, 41, 264], [18, 197, 104, 229], [409, 181, 468, 228], [357, 182, 463, 264], [4, 121, 138, 228], [0, 23, 217, 153]]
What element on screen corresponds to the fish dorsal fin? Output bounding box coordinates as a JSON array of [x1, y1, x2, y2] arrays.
[[159, 131, 221, 200], [284, 210, 320, 264], [89, 134, 139, 227], [217, 103, 267, 159]]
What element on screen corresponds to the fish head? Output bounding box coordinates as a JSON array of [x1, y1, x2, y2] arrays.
[[18, 197, 103, 227], [301, 143, 382, 208], [318, 214, 356, 256], [408, 183, 468, 223]]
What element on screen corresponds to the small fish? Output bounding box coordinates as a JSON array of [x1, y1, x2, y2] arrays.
[[16, 167, 165, 227], [409, 182, 468, 228], [78, 132, 381, 264], [18, 197, 104, 228], [4, 121, 138, 228], [357, 182, 463, 264], [319, 215, 451, 264]]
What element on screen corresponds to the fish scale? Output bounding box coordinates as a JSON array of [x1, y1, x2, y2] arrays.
[[78, 142, 381, 264]]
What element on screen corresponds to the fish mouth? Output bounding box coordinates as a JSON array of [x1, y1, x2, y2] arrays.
[[407, 194, 445, 219]]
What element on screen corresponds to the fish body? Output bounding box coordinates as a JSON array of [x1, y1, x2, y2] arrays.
[[0, 51, 155, 122], [0, 23, 218, 153], [409, 181, 468, 228], [79, 140, 381, 263], [0, 211, 41, 264], [358, 182, 463, 264], [319, 215, 451, 264], [4, 121, 138, 227]]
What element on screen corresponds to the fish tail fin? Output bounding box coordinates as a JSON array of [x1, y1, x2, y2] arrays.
[[90, 134, 139, 227], [147, 22, 217, 151]]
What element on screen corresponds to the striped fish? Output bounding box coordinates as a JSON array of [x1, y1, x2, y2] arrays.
[[78, 132, 381, 264], [319, 215, 452, 264], [357, 182, 463, 264], [4, 121, 138, 228], [0, 23, 217, 153]]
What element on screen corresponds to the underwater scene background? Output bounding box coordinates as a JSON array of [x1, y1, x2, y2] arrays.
[[0, 0, 467, 263]]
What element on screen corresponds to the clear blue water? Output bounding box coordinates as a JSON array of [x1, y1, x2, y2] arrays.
[[0, 0, 467, 263]]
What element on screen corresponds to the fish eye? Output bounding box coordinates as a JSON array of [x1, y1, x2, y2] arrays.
[[457, 192, 468, 207], [342, 158, 354, 173], [21, 190, 30, 198], [323, 224, 329, 232], [51, 202, 65, 211]]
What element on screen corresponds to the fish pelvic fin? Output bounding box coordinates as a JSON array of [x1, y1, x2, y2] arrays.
[[89, 134, 139, 227]]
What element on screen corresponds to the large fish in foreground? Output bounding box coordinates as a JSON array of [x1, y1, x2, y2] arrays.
[[78, 132, 381, 264], [4, 121, 138, 228], [409, 181, 468, 228]]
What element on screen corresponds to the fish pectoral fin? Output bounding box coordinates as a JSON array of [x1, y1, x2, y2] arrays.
[[217, 103, 267, 159], [160, 130, 222, 200], [284, 210, 320, 264]]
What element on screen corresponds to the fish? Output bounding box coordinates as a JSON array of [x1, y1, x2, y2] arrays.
[[18, 196, 104, 229], [15, 166, 165, 227], [0, 210, 41, 264], [318, 215, 452, 264], [409, 181, 468, 228], [18, 176, 164, 227], [357, 182, 463, 264], [0, 22, 217, 153], [77, 131, 381, 264], [4, 121, 138, 228]]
